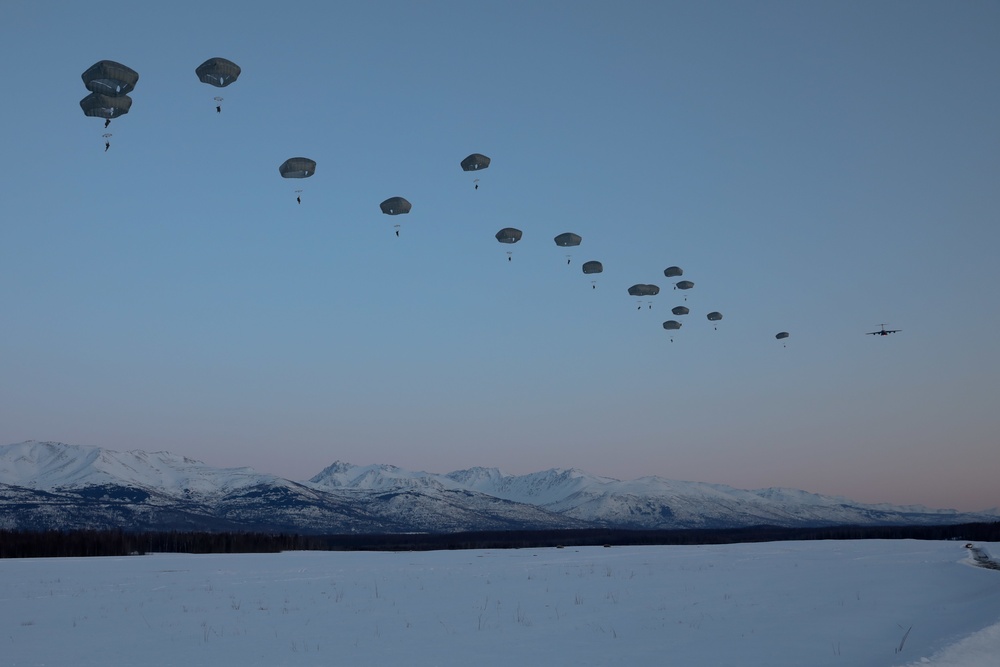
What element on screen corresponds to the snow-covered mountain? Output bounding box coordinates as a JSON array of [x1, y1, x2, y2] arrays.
[[0, 442, 580, 533], [2, 441, 997, 534], [0, 440, 295, 498]]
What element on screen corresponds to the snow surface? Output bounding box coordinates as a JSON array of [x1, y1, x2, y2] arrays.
[[2, 540, 999, 666]]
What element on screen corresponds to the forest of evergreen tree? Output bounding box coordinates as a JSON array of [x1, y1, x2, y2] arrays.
[[2, 523, 998, 559]]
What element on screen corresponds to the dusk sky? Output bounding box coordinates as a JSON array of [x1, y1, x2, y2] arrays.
[[2, 1, 998, 511]]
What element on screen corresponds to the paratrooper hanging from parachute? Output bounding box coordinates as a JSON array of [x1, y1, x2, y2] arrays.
[[461, 153, 490, 189], [196, 58, 241, 112], [628, 284, 659, 309], [662, 320, 682, 342], [279, 158, 316, 204], [495, 227, 522, 261], [582, 260, 602, 288], [80, 60, 137, 145], [380, 197, 412, 235], [674, 280, 694, 300], [554, 233, 582, 265]]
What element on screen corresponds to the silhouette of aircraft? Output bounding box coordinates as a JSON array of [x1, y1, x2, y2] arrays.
[[867, 324, 900, 336]]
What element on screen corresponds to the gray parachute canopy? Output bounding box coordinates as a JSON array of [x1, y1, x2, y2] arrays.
[[675, 280, 695, 290], [554, 232, 582, 247], [671, 306, 690, 316], [82, 60, 138, 96], [495, 228, 522, 244], [461, 153, 491, 171], [664, 266, 683, 277], [380, 197, 412, 215], [628, 284, 660, 297], [775, 331, 789, 340], [279, 158, 316, 178], [196, 58, 241, 87], [80, 93, 132, 119], [707, 311, 723, 321], [662, 320, 682, 330], [581, 260, 603, 275]]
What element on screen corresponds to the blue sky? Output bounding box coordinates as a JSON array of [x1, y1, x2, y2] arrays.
[[2, 1, 998, 511]]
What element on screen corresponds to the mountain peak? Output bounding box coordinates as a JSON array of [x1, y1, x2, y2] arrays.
[[0, 440, 278, 497]]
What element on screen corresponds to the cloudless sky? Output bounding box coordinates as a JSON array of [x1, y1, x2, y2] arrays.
[[2, 1, 998, 511]]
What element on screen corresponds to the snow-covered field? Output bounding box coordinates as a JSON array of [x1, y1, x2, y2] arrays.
[[2, 540, 998, 666]]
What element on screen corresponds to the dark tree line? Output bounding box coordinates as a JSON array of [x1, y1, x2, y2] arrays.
[[2, 523, 998, 559], [0, 530, 306, 558]]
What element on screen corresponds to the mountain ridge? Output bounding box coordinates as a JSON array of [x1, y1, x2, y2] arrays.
[[2, 441, 996, 534]]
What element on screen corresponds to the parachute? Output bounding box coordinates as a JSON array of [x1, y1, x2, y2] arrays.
[[582, 261, 602, 287], [554, 233, 582, 247], [461, 153, 491, 171], [279, 158, 316, 178], [80, 92, 132, 119], [775, 331, 789, 340], [664, 266, 683, 278], [662, 320, 682, 342], [628, 284, 659, 308], [196, 58, 241, 87], [380, 197, 412, 215], [82, 60, 138, 96], [627, 284, 660, 297], [707, 311, 723, 330], [197, 58, 240, 112], [495, 228, 522, 244], [674, 280, 694, 301], [381, 197, 411, 233], [80, 61, 136, 144], [496, 227, 522, 261], [671, 306, 689, 316], [554, 233, 582, 264], [280, 159, 315, 203]]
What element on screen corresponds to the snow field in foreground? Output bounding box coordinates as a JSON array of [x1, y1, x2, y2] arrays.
[[2, 540, 999, 666]]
